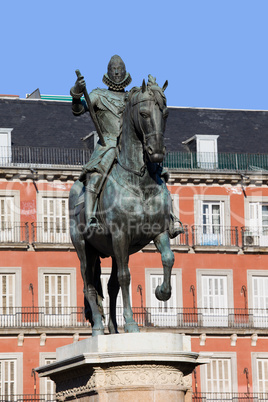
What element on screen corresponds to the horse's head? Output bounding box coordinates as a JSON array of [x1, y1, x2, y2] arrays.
[[129, 75, 169, 163]]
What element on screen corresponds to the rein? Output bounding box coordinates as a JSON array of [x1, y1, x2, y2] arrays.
[[117, 154, 147, 177]]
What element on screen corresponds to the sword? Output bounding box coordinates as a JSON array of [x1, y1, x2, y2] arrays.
[[75, 69, 106, 147]]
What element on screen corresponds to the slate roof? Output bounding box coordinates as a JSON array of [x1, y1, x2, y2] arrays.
[[1, 98, 268, 154]]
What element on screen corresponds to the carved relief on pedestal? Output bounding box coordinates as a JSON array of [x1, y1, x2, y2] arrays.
[[56, 363, 187, 400]]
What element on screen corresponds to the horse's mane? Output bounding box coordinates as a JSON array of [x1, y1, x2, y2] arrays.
[[127, 75, 167, 111]]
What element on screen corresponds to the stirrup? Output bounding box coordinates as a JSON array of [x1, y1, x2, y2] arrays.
[[85, 216, 100, 231]]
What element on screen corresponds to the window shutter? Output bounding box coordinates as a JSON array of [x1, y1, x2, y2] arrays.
[[0, 274, 15, 313], [206, 358, 232, 393], [257, 359, 268, 392]]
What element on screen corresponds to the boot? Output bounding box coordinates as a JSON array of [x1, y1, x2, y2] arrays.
[[168, 212, 184, 239], [84, 173, 102, 231]]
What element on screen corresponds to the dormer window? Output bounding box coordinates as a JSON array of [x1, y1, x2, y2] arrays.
[[182, 134, 219, 169], [0, 128, 12, 164]]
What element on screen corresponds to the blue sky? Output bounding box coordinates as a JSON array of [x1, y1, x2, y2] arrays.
[[1, 0, 268, 109]]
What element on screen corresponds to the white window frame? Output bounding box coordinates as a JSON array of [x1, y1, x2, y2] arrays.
[[0, 268, 21, 325], [197, 269, 233, 327], [0, 353, 23, 396], [200, 352, 238, 393], [39, 353, 56, 396], [38, 268, 76, 326], [145, 268, 182, 326], [0, 190, 20, 243], [248, 270, 268, 328], [0, 128, 12, 164], [194, 195, 230, 246], [252, 352, 268, 393], [245, 196, 268, 247], [36, 191, 70, 243]]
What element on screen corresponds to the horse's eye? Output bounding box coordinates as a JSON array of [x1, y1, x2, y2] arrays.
[[140, 112, 149, 119]]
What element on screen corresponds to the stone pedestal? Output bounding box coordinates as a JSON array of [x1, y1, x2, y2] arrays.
[[36, 333, 206, 401]]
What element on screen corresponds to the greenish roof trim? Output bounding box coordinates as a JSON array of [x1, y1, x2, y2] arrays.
[[40, 94, 85, 102]]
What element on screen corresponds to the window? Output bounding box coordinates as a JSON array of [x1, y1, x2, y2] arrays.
[[39, 353, 56, 398], [194, 195, 230, 246], [38, 268, 76, 326], [37, 192, 70, 243], [252, 353, 268, 393], [0, 354, 23, 398], [247, 201, 268, 246], [197, 269, 233, 327], [0, 192, 20, 242], [201, 353, 237, 395], [145, 268, 182, 327], [182, 134, 219, 169], [0, 128, 12, 165], [0, 269, 21, 327], [248, 271, 268, 328]]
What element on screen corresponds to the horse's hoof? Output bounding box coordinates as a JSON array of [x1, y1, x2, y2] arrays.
[[92, 328, 105, 337], [155, 285, 171, 301], [124, 321, 140, 333]]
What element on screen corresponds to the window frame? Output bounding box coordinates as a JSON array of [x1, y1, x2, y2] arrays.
[[0, 353, 23, 396], [200, 352, 238, 393], [252, 352, 268, 393]]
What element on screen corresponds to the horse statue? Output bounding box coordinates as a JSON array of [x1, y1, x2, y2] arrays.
[[69, 76, 177, 336]]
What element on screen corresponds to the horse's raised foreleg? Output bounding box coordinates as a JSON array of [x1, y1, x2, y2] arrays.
[[107, 257, 120, 334], [154, 231, 175, 301], [112, 236, 139, 333]]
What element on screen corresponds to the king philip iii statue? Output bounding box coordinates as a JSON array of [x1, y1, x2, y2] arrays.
[[70, 55, 183, 238]]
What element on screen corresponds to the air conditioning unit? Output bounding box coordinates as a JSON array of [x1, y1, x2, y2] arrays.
[[245, 235, 254, 246]]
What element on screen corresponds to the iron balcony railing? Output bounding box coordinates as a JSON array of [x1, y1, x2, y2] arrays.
[[1, 307, 268, 329], [164, 151, 268, 171], [192, 392, 268, 401], [192, 225, 239, 247], [31, 222, 71, 244], [242, 226, 268, 248], [0, 146, 91, 168], [0, 395, 56, 402], [0, 146, 267, 172], [0, 222, 29, 243]]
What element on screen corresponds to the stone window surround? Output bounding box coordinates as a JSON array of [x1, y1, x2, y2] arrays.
[[247, 270, 268, 309], [0, 190, 20, 222], [38, 267, 77, 308], [196, 269, 234, 309], [39, 352, 56, 395], [0, 267, 21, 307], [194, 194, 230, 227], [251, 352, 268, 393], [36, 190, 70, 223], [200, 351, 238, 393], [244, 196, 268, 225], [145, 268, 183, 308], [0, 352, 23, 394]]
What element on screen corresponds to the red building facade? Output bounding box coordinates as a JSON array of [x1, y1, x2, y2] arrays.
[[0, 97, 268, 401]]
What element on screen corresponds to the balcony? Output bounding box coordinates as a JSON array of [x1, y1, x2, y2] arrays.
[[31, 222, 72, 247], [192, 226, 239, 249], [164, 151, 268, 172], [0, 395, 56, 402], [0, 222, 29, 246], [242, 226, 268, 248], [0, 146, 91, 168], [1, 307, 267, 330], [193, 392, 268, 401]]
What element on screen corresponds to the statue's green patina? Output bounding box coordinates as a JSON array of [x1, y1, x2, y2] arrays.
[[69, 57, 184, 335]]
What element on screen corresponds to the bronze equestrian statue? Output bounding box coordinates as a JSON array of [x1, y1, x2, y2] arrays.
[[69, 56, 184, 335]]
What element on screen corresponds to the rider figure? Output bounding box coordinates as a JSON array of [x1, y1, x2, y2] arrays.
[[70, 56, 183, 238], [70, 55, 132, 231]]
